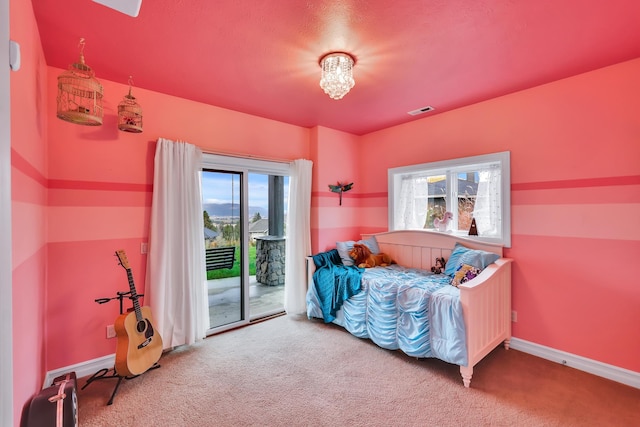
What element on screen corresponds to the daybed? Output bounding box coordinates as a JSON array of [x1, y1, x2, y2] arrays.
[[306, 230, 512, 387]]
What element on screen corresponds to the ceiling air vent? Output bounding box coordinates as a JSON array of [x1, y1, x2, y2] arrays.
[[407, 106, 435, 116]]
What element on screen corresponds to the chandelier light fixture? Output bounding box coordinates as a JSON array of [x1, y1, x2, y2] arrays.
[[56, 38, 104, 126], [118, 76, 143, 133], [319, 52, 355, 100]]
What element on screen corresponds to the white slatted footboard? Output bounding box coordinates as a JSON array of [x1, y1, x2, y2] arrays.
[[458, 258, 512, 387]]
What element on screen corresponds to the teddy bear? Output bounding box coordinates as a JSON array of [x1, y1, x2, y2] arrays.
[[349, 243, 395, 268], [431, 257, 446, 274]]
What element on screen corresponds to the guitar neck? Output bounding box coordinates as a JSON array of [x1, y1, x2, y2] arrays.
[[126, 269, 143, 322]]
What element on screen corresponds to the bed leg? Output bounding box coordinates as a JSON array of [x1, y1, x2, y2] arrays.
[[504, 338, 511, 350], [460, 366, 473, 388]]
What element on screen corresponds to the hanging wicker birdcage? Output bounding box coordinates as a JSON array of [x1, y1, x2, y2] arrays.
[[56, 39, 103, 126], [118, 79, 143, 133]]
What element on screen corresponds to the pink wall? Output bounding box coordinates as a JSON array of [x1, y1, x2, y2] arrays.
[[309, 126, 362, 253], [360, 58, 640, 373], [10, 0, 48, 424]]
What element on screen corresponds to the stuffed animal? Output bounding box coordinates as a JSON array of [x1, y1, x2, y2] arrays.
[[349, 243, 395, 268], [431, 257, 446, 274], [433, 211, 453, 232]]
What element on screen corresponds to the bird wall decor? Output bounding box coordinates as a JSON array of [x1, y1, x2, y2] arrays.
[[328, 182, 353, 206]]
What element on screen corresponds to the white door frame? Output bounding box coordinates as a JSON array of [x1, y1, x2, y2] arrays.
[[1, 0, 15, 424], [201, 154, 290, 333]]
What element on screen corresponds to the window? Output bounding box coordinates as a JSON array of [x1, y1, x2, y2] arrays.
[[388, 151, 511, 247]]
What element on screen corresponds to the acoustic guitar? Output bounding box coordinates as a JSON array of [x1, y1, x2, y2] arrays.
[[114, 250, 163, 376]]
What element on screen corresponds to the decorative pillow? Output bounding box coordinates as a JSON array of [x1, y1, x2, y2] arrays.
[[451, 264, 482, 287], [336, 237, 380, 266], [444, 243, 500, 277]]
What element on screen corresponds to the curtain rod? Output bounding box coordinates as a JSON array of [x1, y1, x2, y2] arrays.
[[200, 148, 292, 164]]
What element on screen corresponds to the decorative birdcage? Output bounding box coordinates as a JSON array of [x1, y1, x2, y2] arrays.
[[56, 38, 103, 126], [118, 77, 143, 133]]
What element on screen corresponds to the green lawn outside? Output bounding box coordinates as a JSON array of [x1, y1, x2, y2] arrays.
[[206, 245, 256, 280]]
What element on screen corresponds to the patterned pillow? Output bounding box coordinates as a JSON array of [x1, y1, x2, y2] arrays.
[[336, 237, 380, 266], [450, 264, 482, 287]]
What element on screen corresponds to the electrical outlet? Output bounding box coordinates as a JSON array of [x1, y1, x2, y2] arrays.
[[141, 242, 148, 254], [511, 310, 517, 322], [106, 325, 116, 339]]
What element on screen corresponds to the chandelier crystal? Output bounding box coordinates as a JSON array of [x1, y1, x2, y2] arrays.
[[319, 52, 355, 100]]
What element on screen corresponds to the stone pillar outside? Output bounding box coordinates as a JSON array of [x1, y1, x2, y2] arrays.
[[255, 236, 286, 286]]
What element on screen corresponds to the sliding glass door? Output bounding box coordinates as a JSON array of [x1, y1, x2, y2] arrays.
[[201, 155, 289, 333], [202, 170, 244, 329]]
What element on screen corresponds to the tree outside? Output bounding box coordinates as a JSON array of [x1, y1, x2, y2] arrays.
[[203, 211, 216, 231]]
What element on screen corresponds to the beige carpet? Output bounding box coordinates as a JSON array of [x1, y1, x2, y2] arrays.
[[78, 314, 640, 426]]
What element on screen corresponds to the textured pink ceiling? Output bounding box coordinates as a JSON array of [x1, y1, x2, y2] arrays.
[[31, 0, 640, 135]]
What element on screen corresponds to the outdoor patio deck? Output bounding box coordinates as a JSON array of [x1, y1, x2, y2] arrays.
[[207, 275, 284, 328]]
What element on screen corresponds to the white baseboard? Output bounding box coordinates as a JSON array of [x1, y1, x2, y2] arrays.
[[510, 338, 640, 389], [43, 353, 115, 389]]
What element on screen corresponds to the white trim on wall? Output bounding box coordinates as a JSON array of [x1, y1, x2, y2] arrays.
[[510, 338, 640, 389], [1, 0, 14, 424], [43, 354, 116, 390]]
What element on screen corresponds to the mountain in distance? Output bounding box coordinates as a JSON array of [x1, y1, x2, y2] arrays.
[[203, 202, 267, 218]]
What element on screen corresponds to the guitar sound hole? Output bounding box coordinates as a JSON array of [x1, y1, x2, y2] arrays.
[[136, 320, 147, 333]]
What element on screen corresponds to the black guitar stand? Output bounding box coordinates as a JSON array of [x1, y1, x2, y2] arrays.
[[81, 291, 160, 405]]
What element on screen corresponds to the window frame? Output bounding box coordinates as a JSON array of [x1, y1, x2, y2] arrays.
[[388, 151, 511, 247]]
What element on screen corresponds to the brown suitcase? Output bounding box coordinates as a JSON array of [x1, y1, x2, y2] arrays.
[[25, 372, 78, 427]]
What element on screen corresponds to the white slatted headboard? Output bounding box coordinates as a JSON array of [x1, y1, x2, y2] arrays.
[[362, 230, 504, 271]]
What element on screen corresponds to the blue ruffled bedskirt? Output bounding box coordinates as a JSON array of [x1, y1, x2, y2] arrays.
[[307, 264, 468, 366]]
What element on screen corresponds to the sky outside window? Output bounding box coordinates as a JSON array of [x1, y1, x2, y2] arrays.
[[202, 172, 289, 213]]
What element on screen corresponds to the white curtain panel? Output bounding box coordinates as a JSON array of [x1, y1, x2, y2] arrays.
[[145, 138, 207, 348], [284, 159, 313, 314], [473, 167, 501, 238], [396, 176, 427, 229]]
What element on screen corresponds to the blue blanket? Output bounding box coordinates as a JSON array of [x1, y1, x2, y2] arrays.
[[312, 249, 364, 323]]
